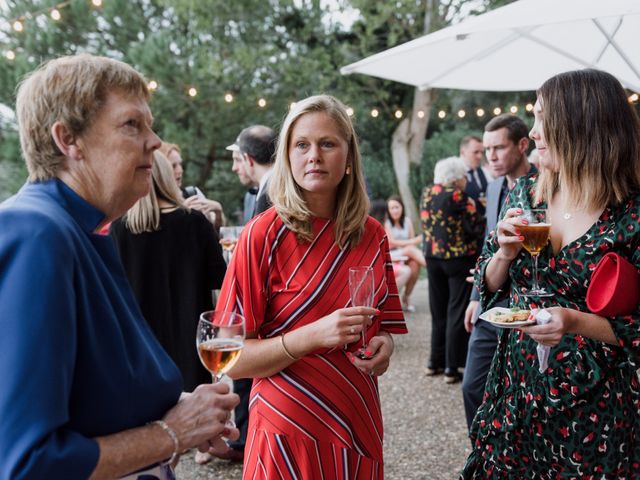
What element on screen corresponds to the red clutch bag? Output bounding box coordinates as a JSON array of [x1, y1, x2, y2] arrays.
[[586, 252, 640, 317]]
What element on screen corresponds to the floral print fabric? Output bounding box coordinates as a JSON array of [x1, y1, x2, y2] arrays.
[[462, 174, 640, 479], [420, 184, 484, 259]]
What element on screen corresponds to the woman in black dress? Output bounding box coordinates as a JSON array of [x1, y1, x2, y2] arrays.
[[112, 150, 226, 391]]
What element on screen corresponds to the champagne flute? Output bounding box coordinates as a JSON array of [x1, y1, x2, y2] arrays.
[[349, 266, 375, 359], [519, 209, 552, 297], [196, 311, 245, 383]]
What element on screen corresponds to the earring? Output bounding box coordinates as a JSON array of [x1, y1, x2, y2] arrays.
[[345, 166, 351, 175]]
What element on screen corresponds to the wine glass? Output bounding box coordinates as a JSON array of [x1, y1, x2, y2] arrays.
[[349, 266, 375, 359], [219, 226, 238, 263], [196, 311, 245, 383], [519, 209, 552, 297]]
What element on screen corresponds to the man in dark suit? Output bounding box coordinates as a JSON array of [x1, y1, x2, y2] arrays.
[[210, 125, 277, 463], [461, 114, 535, 432], [228, 125, 277, 218], [460, 135, 491, 216]]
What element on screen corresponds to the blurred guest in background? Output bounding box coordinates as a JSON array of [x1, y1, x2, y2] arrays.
[[384, 195, 425, 312], [217, 94, 407, 478], [227, 125, 277, 217], [159, 141, 225, 230], [421, 157, 485, 384], [371, 198, 412, 292], [111, 150, 226, 392], [461, 113, 533, 431], [0, 53, 237, 480], [460, 135, 492, 216], [203, 124, 278, 465]]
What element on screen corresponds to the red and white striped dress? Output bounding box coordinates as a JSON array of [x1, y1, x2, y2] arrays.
[[217, 209, 407, 479]]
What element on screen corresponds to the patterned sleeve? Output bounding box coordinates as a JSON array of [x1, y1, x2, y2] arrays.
[[379, 231, 408, 335], [461, 192, 485, 242], [606, 209, 640, 366], [215, 217, 271, 335]]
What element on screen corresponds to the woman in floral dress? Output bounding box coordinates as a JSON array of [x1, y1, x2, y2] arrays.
[[463, 69, 640, 478], [421, 157, 485, 383], [217, 95, 407, 479]]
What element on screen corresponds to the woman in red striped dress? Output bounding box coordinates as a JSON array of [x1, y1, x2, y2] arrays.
[[216, 94, 407, 478]]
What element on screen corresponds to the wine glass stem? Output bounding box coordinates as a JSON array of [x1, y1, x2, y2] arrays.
[[532, 253, 541, 292], [211, 374, 221, 384]]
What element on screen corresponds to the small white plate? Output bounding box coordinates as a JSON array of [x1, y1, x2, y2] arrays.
[[479, 307, 536, 328]]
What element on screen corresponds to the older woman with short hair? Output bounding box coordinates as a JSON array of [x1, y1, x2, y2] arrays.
[[0, 54, 238, 479], [215, 94, 407, 479], [421, 156, 485, 383]]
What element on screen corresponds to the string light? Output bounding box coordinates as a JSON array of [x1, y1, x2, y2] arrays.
[[394, 110, 403, 119], [258, 98, 267, 108], [438, 110, 446, 119], [417, 110, 425, 119], [5, 1, 77, 34], [224, 93, 233, 103], [510, 105, 518, 113], [5, 50, 16, 60], [629, 93, 639, 103], [346, 107, 354, 117], [476, 108, 485, 117], [187, 87, 197, 97], [92, 0, 103, 6], [371, 108, 379, 118], [457, 109, 466, 118], [493, 107, 502, 116], [525, 103, 534, 112], [148, 80, 158, 91]]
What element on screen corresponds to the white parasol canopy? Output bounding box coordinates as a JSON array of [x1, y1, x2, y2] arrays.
[[341, 0, 640, 92]]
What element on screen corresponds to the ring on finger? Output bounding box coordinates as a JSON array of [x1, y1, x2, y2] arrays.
[[349, 326, 355, 335]]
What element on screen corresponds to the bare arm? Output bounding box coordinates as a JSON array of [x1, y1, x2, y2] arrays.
[[228, 307, 377, 379], [385, 223, 421, 248]]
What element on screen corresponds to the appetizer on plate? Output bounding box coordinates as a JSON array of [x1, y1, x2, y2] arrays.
[[489, 308, 531, 324]]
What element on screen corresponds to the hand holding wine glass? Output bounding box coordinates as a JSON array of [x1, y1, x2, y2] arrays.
[[349, 266, 375, 359]]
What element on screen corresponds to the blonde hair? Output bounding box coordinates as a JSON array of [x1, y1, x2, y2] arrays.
[[533, 69, 640, 209], [159, 141, 180, 158], [434, 156, 467, 185], [16, 54, 149, 181], [268, 94, 369, 248], [125, 151, 186, 233]]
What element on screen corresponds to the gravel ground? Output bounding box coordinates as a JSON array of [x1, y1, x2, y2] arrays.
[[176, 278, 471, 479]]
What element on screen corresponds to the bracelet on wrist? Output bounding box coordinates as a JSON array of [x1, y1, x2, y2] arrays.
[[281, 333, 299, 361], [151, 420, 180, 466]]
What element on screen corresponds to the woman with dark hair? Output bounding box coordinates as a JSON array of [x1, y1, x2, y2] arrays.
[[217, 94, 407, 478], [384, 195, 425, 312], [463, 69, 640, 477]]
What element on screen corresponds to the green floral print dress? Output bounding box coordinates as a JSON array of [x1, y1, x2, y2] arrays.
[[462, 174, 640, 479]]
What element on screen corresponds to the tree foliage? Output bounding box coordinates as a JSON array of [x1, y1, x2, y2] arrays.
[[0, 0, 529, 217]]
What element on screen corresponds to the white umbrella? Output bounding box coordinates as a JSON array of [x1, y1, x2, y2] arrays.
[[341, 0, 640, 92]]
